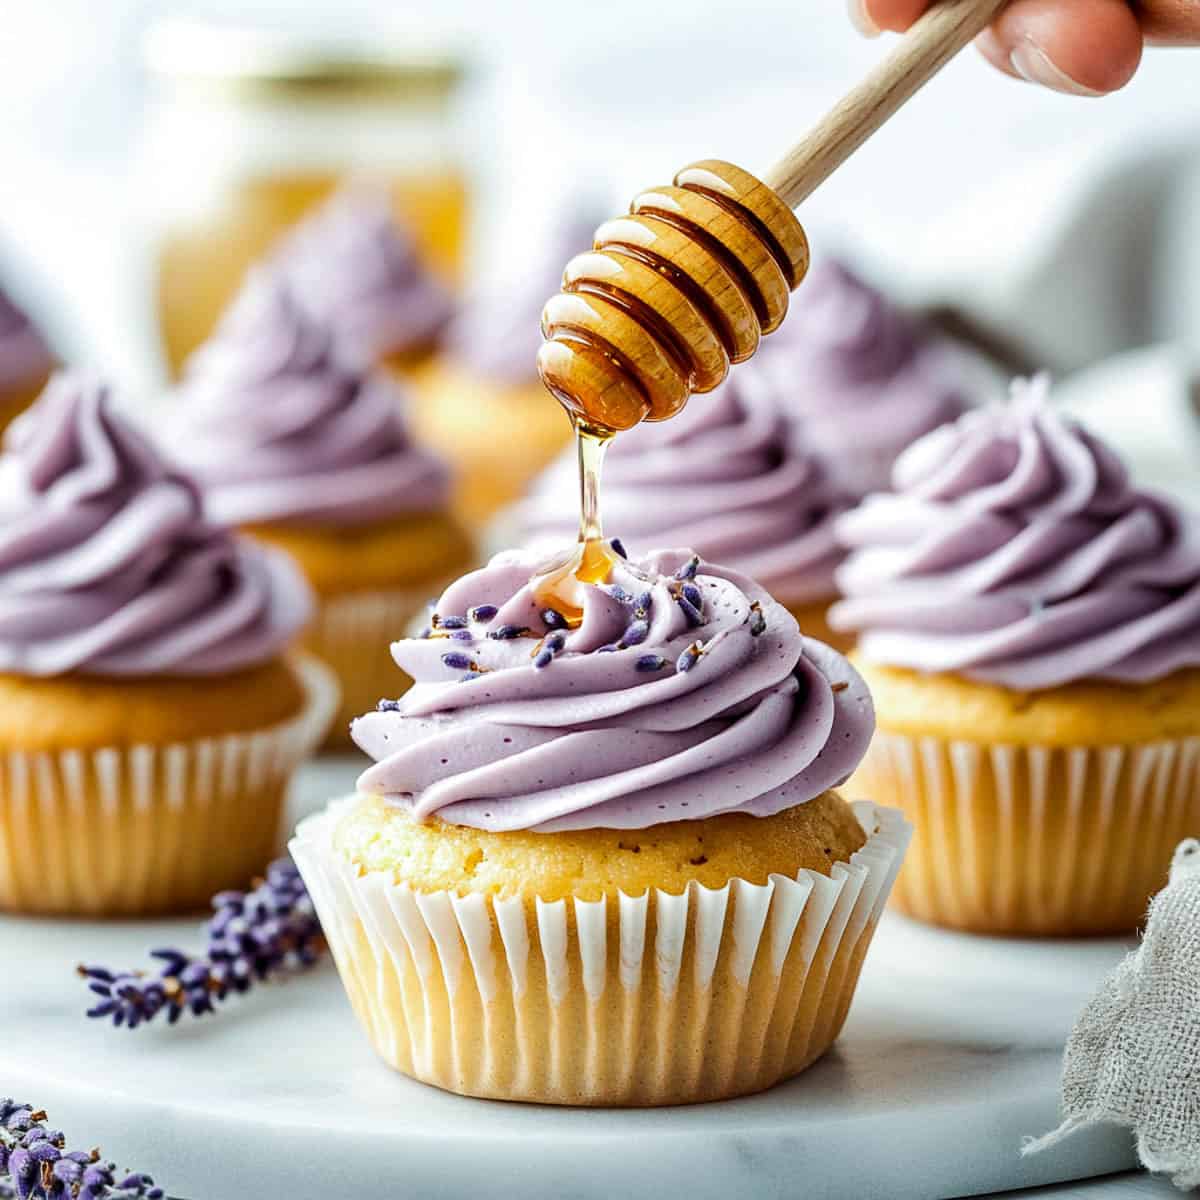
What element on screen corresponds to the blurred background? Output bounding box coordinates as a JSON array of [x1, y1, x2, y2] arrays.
[[0, 0, 1197, 495]]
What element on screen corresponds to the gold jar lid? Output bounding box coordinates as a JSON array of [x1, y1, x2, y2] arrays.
[[143, 17, 467, 103]]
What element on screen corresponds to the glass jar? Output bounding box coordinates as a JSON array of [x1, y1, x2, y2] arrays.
[[141, 18, 471, 377]]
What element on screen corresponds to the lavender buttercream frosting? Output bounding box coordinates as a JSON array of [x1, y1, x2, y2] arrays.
[[518, 372, 849, 604], [830, 376, 1200, 690], [276, 189, 453, 364], [0, 373, 311, 677], [172, 272, 451, 527], [753, 258, 968, 498], [0, 286, 53, 392], [352, 545, 874, 832]]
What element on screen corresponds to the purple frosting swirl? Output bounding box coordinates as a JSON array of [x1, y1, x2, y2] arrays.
[[352, 546, 874, 832], [0, 285, 52, 393], [276, 189, 453, 364], [754, 258, 968, 498], [830, 376, 1200, 690], [0, 373, 311, 677], [172, 272, 451, 527], [518, 372, 849, 604]]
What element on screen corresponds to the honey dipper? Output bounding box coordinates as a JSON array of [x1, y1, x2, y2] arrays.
[[538, 0, 1009, 433]]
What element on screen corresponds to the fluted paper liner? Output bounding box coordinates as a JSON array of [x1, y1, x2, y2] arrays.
[[0, 653, 338, 916], [852, 731, 1200, 935], [303, 588, 429, 750], [291, 798, 910, 1106]]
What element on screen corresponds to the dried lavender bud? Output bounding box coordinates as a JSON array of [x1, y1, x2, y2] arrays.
[[417, 626, 433, 639], [606, 585, 634, 605], [440, 651, 475, 672], [633, 591, 653, 619], [748, 602, 766, 637], [674, 555, 700, 582], [544, 631, 568, 652], [540, 607, 568, 631], [376, 699, 403, 713], [619, 619, 650, 647], [468, 604, 498, 623], [675, 591, 705, 627], [681, 583, 703, 612], [488, 624, 531, 640], [449, 629, 474, 642], [677, 642, 704, 673], [610, 537, 628, 559], [1, 1099, 164, 1200], [533, 649, 554, 669], [79, 859, 322, 1032], [439, 615, 469, 630], [635, 655, 668, 673], [458, 673, 481, 683]]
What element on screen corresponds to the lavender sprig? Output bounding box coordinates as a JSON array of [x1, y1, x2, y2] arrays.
[[79, 859, 323, 1031], [1, 1099, 163, 1200]]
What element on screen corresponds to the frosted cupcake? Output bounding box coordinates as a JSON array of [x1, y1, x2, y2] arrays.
[[753, 258, 969, 499], [408, 213, 598, 524], [518, 371, 853, 650], [292, 546, 910, 1105], [0, 284, 54, 435], [276, 188, 454, 373], [170, 272, 474, 747], [0, 374, 334, 916], [830, 376, 1200, 935]]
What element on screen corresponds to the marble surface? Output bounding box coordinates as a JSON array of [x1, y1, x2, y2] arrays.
[[0, 761, 1141, 1200]]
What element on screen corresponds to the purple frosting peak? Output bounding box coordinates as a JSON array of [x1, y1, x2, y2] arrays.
[[172, 272, 451, 527], [276, 188, 453, 364], [0, 373, 311, 677], [518, 371, 849, 604], [831, 376, 1200, 690], [352, 546, 874, 832], [0, 285, 53, 393], [753, 258, 968, 498]]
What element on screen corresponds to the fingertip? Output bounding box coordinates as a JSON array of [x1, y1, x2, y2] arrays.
[[860, 0, 930, 34]]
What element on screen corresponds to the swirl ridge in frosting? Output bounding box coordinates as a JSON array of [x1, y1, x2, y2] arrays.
[[830, 375, 1200, 690], [352, 545, 874, 832], [172, 271, 451, 527], [518, 371, 849, 604], [276, 189, 453, 363], [753, 258, 968, 498], [0, 373, 311, 677]]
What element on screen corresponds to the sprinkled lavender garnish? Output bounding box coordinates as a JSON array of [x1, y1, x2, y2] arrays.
[[748, 601, 766, 637], [606, 585, 634, 605], [468, 604, 498, 623], [610, 537, 628, 559], [78, 859, 322, 1032], [677, 642, 704, 673], [438, 614, 469, 630], [532, 628, 569, 670], [488, 624, 531, 640], [441, 651, 475, 672], [635, 654, 668, 672], [674, 555, 700, 582], [633, 591, 653, 619], [597, 643, 619, 653], [418, 626, 433, 639], [541, 607, 568, 631], [448, 629, 474, 643], [544, 630, 568, 652], [1, 1099, 164, 1200], [620, 619, 650, 647], [376, 698, 403, 712], [681, 583, 703, 611]]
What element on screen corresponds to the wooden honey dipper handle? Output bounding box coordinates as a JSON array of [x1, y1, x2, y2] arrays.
[[765, 0, 1010, 206], [540, 0, 1010, 433]]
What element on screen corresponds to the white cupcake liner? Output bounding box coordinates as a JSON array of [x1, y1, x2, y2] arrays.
[[291, 797, 911, 1106], [304, 588, 432, 746], [0, 652, 338, 916], [854, 731, 1200, 934]]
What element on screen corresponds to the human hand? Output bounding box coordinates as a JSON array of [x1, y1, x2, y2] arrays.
[[848, 0, 1200, 95]]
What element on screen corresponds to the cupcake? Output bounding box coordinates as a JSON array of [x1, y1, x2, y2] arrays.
[[518, 370, 854, 651], [291, 545, 910, 1106], [0, 283, 54, 435], [408, 211, 599, 525], [753, 258, 970, 499], [830, 376, 1200, 935], [276, 188, 454, 373], [0, 374, 334, 916], [169, 272, 474, 748]]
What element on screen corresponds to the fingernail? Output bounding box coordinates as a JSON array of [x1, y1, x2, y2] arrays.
[[1009, 37, 1103, 96], [847, 0, 881, 37]]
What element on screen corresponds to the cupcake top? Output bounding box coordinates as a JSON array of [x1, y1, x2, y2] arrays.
[[352, 545, 873, 832], [0, 284, 53, 392], [753, 258, 968, 498], [276, 189, 453, 364], [830, 376, 1200, 690], [0, 373, 311, 677], [172, 272, 451, 528], [517, 372, 849, 604]]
